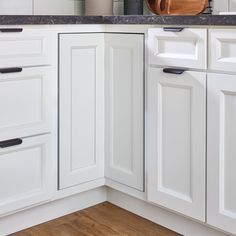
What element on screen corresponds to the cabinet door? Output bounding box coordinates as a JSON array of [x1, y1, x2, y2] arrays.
[[207, 73, 236, 235], [0, 134, 53, 216], [59, 34, 104, 189], [147, 68, 206, 221], [104, 34, 144, 191]]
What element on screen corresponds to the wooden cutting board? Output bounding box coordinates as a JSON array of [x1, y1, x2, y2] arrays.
[[145, 0, 208, 15]]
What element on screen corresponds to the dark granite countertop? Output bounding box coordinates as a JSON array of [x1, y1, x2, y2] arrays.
[[0, 15, 236, 26]]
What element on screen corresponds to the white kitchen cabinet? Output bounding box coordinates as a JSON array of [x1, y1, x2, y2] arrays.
[[147, 67, 206, 221], [207, 73, 236, 235], [209, 29, 236, 73], [148, 28, 207, 69], [0, 67, 52, 141], [0, 134, 53, 216], [0, 28, 51, 68], [59, 34, 104, 189], [104, 34, 144, 191]]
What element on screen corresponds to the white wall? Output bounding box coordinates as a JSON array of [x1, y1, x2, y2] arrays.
[[0, 0, 33, 15], [214, 0, 236, 13], [0, 0, 128, 15], [0, 0, 231, 16]]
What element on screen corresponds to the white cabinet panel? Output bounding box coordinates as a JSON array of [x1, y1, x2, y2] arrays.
[[208, 73, 236, 235], [0, 67, 52, 141], [59, 34, 104, 189], [105, 34, 144, 191], [0, 134, 53, 216], [148, 28, 207, 69], [0, 28, 51, 67], [209, 29, 236, 72], [147, 68, 206, 221]]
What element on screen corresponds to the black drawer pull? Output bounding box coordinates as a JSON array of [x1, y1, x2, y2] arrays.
[[0, 28, 23, 33], [163, 68, 186, 75], [0, 68, 22, 74], [0, 139, 23, 148], [163, 27, 184, 32]]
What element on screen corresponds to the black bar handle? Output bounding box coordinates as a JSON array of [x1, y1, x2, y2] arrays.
[[163, 27, 184, 32], [0, 139, 23, 148], [0, 28, 23, 33], [0, 68, 22, 74], [163, 68, 186, 75]]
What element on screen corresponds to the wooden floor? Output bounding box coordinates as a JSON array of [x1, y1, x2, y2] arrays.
[[12, 202, 181, 236]]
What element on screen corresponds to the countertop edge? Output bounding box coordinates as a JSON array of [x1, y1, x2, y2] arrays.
[[1, 15, 236, 26]]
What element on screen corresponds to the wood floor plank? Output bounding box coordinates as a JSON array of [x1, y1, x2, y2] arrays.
[[11, 202, 181, 236]]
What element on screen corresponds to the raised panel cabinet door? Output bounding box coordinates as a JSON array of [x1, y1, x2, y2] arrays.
[[0, 134, 53, 216], [207, 73, 236, 235], [59, 34, 104, 189], [104, 34, 144, 191], [147, 68, 206, 221], [0, 67, 52, 141]]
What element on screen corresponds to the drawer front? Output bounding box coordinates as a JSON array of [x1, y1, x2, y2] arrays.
[[0, 67, 52, 140], [209, 29, 236, 72], [0, 134, 53, 216], [148, 28, 207, 69], [0, 28, 51, 67]]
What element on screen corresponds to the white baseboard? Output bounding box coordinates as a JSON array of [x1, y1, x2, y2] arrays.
[[0, 187, 107, 236], [107, 188, 229, 236], [105, 178, 145, 201], [0, 185, 231, 236]]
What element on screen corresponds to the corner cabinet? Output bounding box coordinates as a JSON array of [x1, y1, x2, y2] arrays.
[[147, 68, 206, 221], [104, 34, 144, 191], [59, 32, 144, 191], [207, 73, 236, 235], [59, 34, 104, 189]]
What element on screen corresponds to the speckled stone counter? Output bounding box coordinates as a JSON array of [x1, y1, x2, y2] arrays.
[[104, 15, 236, 25], [0, 14, 236, 25], [0, 15, 103, 25]]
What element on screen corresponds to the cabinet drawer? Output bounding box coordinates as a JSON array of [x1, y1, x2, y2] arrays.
[[209, 29, 236, 72], [0, 134, 53, 216], [0, 67, 52, 140], [0, 28, 51, 67], [148, 28, 207, 69]]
